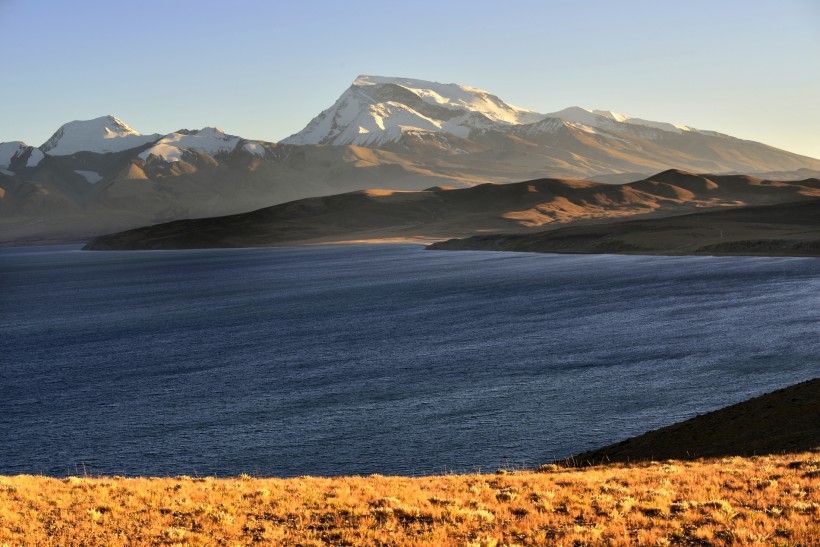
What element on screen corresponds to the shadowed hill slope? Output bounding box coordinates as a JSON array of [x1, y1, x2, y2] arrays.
[[566, 378, 820, 465], [83, 170, 820, 250], [428, 197, 820, 257]]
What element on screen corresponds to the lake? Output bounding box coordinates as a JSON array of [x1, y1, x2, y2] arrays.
[[1, 244, 818, 477]]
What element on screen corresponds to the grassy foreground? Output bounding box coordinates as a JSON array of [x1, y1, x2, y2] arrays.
[[1, 453, 818, 546]]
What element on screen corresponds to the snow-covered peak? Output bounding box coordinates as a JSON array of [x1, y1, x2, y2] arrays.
[[541, 107, 697, 135], [283, 75, 544, 146], [590, 110, 630, 123], [40, 115, 160, 156], [352, 75, 542, 125], [0, 141, 45, 172], [283, 75, 712, 148], [593, 110, 694, 133], [0, 142, 28, 168], [138, 127, 241, 162], [544, 107, 610, 128]]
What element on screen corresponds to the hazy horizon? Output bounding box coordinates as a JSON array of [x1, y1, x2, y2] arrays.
[[1, 0, 819, 159]]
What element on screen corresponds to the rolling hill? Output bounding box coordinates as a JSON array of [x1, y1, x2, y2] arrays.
[[428, 194, 820, 257], [83, 170, 820, 250]]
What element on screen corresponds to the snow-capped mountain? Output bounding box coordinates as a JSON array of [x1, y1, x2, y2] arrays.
[[282, 75, 544, 147], [283, 75, 727, 147], [32, 117, 257, 166], [40, 115, 160, 156], [2, 75, 820, 246], [0, 141, 44, 174], [139, 127, 243, 162], [533, 106, 725, 141]]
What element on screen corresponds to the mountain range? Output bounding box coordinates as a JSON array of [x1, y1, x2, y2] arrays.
[[3, 75, 820, 245]]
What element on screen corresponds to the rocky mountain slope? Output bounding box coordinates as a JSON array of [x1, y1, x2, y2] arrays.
[[3, 77, 820, 245]]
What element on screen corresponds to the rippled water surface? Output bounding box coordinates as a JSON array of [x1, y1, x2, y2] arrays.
[[2, 244, 818, 476]]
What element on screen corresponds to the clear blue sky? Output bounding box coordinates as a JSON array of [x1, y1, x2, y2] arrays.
[[1, 0, 818, 158]]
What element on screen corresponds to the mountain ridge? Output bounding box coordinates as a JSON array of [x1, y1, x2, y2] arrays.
[[39, 115, 160, 156], [3, 75, 820, 245], [282, 75, 741, 150]]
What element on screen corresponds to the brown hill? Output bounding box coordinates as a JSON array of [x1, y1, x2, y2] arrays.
[[429, 193, 820, 257], [83, 170, 820, 250], [566, 378, 820, 465]]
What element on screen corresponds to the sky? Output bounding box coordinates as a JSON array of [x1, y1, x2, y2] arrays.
[[1, 0, 819, 159]]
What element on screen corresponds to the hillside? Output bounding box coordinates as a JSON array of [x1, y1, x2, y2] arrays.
[[83, 170, 820, 250], [429, 194, 820, 257], [568, 378, 820, 465]]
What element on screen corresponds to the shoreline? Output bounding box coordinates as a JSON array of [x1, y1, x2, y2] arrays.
[[5, 236, 819, 260], [2, 380, 817, 543], [428, 246, 820, 259], [13, 239, 820, 259], [2, 378, 816, 480]]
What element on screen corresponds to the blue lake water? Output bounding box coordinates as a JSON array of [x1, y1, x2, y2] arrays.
[[1, 244, 818, 477]]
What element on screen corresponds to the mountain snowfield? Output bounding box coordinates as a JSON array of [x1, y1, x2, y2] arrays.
[[138, 127, 243, 162], [0, 141, 44, 174], [282, 75, 544, 146], [39, 116, 160, 156], [1, 74, 819, 245], [281, 75, 717, 147], [544, 107, 712, 136], [30, 115, 252, 164]]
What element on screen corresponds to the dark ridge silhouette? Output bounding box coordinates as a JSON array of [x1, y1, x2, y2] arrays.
[[563, 378, 820, 466]]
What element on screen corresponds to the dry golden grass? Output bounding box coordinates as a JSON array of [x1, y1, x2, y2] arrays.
[[1, 452, 818, 546]]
